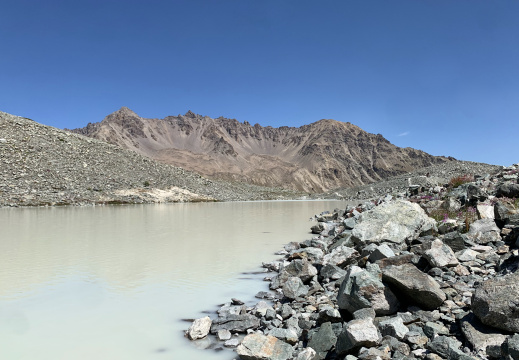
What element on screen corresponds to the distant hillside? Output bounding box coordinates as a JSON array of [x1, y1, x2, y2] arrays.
[[71, 107, 454, 192], [0, 111, 299, 207]]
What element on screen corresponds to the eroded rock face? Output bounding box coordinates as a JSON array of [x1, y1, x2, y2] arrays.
[[237, 333, 293, 360], [472, 271, 519, 332], [382, 263, 446, 310], [352, 200, 437, 245]]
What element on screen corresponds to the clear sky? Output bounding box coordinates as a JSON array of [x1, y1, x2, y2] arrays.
[[1, 1, 517, 166]]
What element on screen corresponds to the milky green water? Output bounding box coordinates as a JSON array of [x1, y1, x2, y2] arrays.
[[0, 200, 346, 360]]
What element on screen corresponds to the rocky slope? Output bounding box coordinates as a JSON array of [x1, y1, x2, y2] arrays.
[[0, 111, 300, 206], [71, 107, 454, 193], [186, 163, 519, 360]]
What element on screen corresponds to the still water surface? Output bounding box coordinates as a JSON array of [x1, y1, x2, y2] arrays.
[[0, 200, 345, 360]]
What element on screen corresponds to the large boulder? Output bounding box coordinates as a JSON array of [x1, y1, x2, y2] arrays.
[[472, 271, 519, 332], [336, 318, 381, 354], [237, 333, 293, 360], [460, 313, 508, 355], [322, 245, 359, 268], [496, 183, 519, 198], [423, 239, 459, 268], [281, 259, 318, 283], [282, 277, 309, 299], [352, 200, 436, 245], [186, 316, 212, 340], [382, 263, 446, 310], [307, 322, 337, 360], [210, 313, 260, 333], [338, 265, 399, 315], [466, 219, 501, 244]]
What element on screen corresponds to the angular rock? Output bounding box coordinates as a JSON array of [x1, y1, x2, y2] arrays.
[[428, 336, 469, 359], [322, 245, 359, 268], [352, 200, 437, 245], [211, 313, 260, 333], [460, 313, 507, 354], [477, 204, 495, 219], [267, 328, 299, 345], [237, 333, 293, 360], [369, 244, 395, 262], [281, 259, 318, 283], [282, 277, 309, 299], [319, 264, 346, 281], [378, 317, 409, 340], [472, 271, 519, 332], [338, 265, 399, 315], [336, 318, 381, 354], [217, 329, 232, 341], [423, 239, 459, 268], [224, 338, 241, 347], [296, 347, 317, 360], [307, 322, 338, 359], [186, 316, 212, 340], [442, 231, 467, 252], [496, 183, 519, 198], [382, 263, 446, 310], [466, 218, 501, 244]]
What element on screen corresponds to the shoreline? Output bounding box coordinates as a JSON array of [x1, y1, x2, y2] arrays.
[[186, 163, 519, 360]]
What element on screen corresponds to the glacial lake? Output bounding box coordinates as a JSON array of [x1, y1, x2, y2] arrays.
[[0, 200, 346, 360]]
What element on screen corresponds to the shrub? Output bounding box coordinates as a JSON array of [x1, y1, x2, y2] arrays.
[[449, 174, 473, 188]]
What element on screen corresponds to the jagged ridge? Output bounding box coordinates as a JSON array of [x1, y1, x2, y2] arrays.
[[71, 107, 454, 193]]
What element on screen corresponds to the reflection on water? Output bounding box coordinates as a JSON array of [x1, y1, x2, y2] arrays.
[[0, 200, 345, 360]]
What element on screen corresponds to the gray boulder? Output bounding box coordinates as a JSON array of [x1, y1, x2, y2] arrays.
[[296, 348, 317, 360], [460, 313, 507, 355], [382, 263, 446, 310], [307, 322, 338, 359], [368, 243, 395, 262], [466, 218, 501, 244], [237, 333, 294, 360], [428, 336, 468, 359], [336, 318, 381, 355], [186, 316, 212, 340], [267, 328, 299, 345], [496, 183, 519, 198], [210, 313, 260, 333], [472, 271, 519, 332], [282, 277, 309, 299], [338, 265, 399, 315], [352, 200, 436, 245], [423, 239, 459, 268], [378, 316, 409, 340], [322, 245, 359, 268], [281, 259, 318, 283], [319, 264, 346, 281]]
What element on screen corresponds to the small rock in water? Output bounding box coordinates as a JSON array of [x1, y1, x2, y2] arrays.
[[186, 316, 212, 340]]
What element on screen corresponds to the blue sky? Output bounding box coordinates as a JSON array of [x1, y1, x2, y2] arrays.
[[1, 0, 517, 166]]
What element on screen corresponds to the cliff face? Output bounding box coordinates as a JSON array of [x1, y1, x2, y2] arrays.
[[71, 107, 453, 192]]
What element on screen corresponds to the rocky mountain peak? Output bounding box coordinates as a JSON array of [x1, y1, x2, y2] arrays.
[[71, 109, 454, 193]]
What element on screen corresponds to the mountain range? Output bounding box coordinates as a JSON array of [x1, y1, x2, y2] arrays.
[[71, 107, 454, 193]]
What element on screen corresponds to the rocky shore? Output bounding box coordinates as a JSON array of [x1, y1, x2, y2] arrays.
[[186, 163, 519, 360]]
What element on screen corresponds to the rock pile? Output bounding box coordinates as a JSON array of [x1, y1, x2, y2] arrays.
[[187, 163, 519, 360]]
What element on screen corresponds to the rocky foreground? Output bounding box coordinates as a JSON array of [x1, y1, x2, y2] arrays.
[[186, 163, 519, 360], [0, 110, 300, 206]]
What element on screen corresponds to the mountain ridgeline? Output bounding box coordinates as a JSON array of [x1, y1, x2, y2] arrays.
[[71, 107, 454, 193]]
